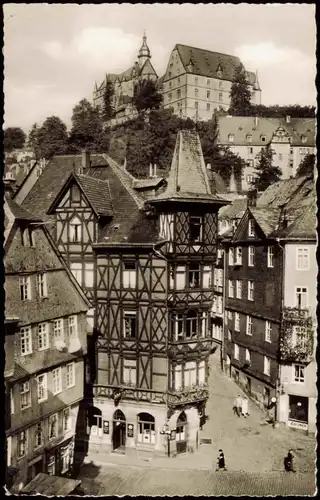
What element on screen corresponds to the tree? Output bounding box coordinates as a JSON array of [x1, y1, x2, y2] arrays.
[[132, 79, 163, 114], [27, 123, 41, 158], [229, 64, 252, 116], [250, 104, 315, 118], [4, 127, 26, 152], [36, 116, 69, 159], [296, 154, 315, 178], [70, 99, 110, 153], [253, 144, 282, 191], [102, 81, 115, 121]]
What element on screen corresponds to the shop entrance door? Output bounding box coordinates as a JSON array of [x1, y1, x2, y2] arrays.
[[112, 410, 126, 452], [176, 411, 188, 454]]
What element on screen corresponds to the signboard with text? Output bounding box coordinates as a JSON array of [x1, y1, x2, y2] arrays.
[[288, 420, 308, 431], [103, 421, 109, 434], [127, 423, 134, 438]]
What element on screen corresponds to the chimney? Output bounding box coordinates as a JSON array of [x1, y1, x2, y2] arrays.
[[247, 188, 257, 208], [286, 115, 291, 124], [254, 116, 258, 127], [81, 150, 90, 170]]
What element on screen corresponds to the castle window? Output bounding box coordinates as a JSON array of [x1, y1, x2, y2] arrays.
[[246, 134, 252, 143], [301, 136, 307, 144], [207, 91, 211, 99], [228, 134, 235, 143], [207, 103, 210, 111], [219, 92, 223, 102]]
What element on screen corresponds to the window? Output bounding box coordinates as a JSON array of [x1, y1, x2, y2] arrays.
[[292, 326, 307, 348], [288, 394, 308, 423], [248, 246, 255, 267], [137, 413, 155, 444], [207, 103, 210, 111], [60, 445, 71, 474], [188, 263, 200, 288], [172, 313, 184, 341], [123, 359, 136, 386], [219, 92, 223, 102], [70, 262, 82, 284], [20, 326, 32, 355], [19, 275, 31, 300], [248, 220, 255, 237], [184, 361, 197, 388], [175, 265, 186, 290], [198, 360, 205, 384], [295, 287, 308, 309], [52, 367, 62, 395], [68, 316, 77, 340], [301, 136, 307, 144], [177, 89, 181, 99], [207, 90, 211, 99], [195, 77, 198, 84], [234, 344, 239, 360], [123, 261, 136, 289], [195, 101, 199, 109], [246, 316, 252, 336], [247, 147, 254, 156], [294, 364, 305, 383], [227, 329, 232, 341], [248, 281, 254, 301], [189, 215, 203, 243], [228, 248, 234, 266], [178, 77, 180, 85], [186, 310, 198, 339], [247, 174, 254, 184], [38, 323, 49, 350], [36, 273, 47, 298], [228, 280, 234, 298], [123, 311, 136, 338], [296, 248, 309, 270], [289, 160, 294, 168], [66, 363, 75, 388], [246, 134, 252, 143], [84, 262, 94, 288], [267, 247, 274, 267], [201, 312, 208, 337], [49, 413, 58, 440], [54, 319, 63, 340], [261, 135, 266, 143], [290, 148, 293, 155], [63, 408, 71, 431], [203, 265, 212, 288], [37, 373, 47, 402], [69, 216, 82, 242], [71, 184, 81, 202], [168, 92, 172, 101], [47, 455, 55, 476], [247, 159, 254, 168], [245, 349, 251, 363], [195, 88, 199, 96], [265, 321, 272, 343], [219, 81, 223, 89], [34, 423, 43, 448], [20, 381, 31, 409], [235, 247, 242, 265], [18, 430, 27, 457], [212, 324, 222, 341], [235, 312, 240, 331], [228, 134, 234, 143], [263, 356, 271, 376], [236, 280, 242, 299]]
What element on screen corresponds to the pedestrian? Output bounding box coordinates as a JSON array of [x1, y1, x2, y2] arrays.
[[233, 395, 242, 417], [241, 396, 249, 418], [216, 449, 227, 471], [284, 449, 296, 472]]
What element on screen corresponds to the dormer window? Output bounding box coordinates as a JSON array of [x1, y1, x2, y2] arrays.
[[301, 136, 307, 144], [69, 216, 82, 242], [217, 65, 223, 78], [248, 220, 255, 237], [228, 134, 235, 143], [189, 215, 203, 243], [261, 135, 266, 143], [246, 134, 252, 143]]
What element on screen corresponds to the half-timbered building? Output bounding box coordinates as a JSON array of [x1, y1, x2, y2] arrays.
[[4, 188, 90, 492], [90, 130, 228, 457]]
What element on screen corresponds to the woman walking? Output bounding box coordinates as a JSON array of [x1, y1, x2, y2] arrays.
[[241, 396, 249, 418]]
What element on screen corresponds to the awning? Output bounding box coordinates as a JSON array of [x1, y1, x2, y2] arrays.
[[21, 473, 81, 496]]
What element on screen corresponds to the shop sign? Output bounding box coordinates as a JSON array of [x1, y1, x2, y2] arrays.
[[288, 419, 308, 431], [103, 421, 109, 434], [127, 423, 134, 438]]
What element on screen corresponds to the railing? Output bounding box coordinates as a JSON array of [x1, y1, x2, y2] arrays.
[[279, 307, 314, 362], [167, 384, 209, 407]]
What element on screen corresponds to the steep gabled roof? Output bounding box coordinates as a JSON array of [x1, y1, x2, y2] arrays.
[[149, 130, 229, 205], [249, 208, 280, 236], [257, 175, 312, 208], [174, 44, 255, 84], [218, 197, 247, 220], [75, 174, 113, 217], [5, 195, 41, 222]]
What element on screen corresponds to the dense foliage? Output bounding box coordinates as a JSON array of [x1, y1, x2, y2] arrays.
[[132, 79, 163, 113], [70, 99, 110, 153], [253, 144, 282, 191], [34, 117, 69, 160], [228, 64, 252, 116], [4, 127, 26, 152], [102, 82, 115, 121], [296, 153, 315, 178], [251, 104, 315, 118]]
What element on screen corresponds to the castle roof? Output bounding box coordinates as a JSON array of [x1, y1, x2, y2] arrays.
[[218, 116, 315, 147], [173, 43, 257, 85]]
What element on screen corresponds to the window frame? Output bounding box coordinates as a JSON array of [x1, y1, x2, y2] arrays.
[[234, 343, 240, 360], [34, 423, 43, 449], [267, 246, 274, 268], [122, 261, 137, 289], [84, 262, 94, 288], [236, 280, 242, 299], [248, 246, 255, 267], [37, 373, 48, 402], [17, 430, 28, 458], [246, 315, 252, 336], [123, 358, 137, 386], [69, 216, 82, 243], [70, 262, 82, 284], [38, 323, 49, 351], [189, 215, 203, 243], [245, 349, 251, 363], [37, 273, 47, 298], [66, 362, 75, 389], [228, 279, 234, 298], [54, 318, 64, 341], [265, 321, 272, 343], [293, 364, 305, 383], [20, 381, 31, 410], [20, 326, 32, 356], [19, 275, 31, 301], [248, 220, 255, 237], [68, 315, 78, 340], [188, 263, 201, 289], [235, 247, 242, 265], [228, 248, 234, 266], [123, 310, 137, 339], [52, 367, 62, 395], [263, 356, 271, 376], [295, 286, 308, 309], [248, 280, 254, 301], [296, 247, 309, 271], [235, 312, 240, 332], [49, 413, 59, 440]]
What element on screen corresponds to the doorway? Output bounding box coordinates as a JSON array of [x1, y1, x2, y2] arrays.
[[112, 409, 126, 452], [27, 457, 43, 483], [176, 411, 188, 454]]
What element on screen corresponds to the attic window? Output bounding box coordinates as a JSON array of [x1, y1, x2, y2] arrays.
[[261, 135, 266, 143], [228, 134, 235, 143], [71, 184, 81, 202], [301, 136, 307, 144], [246, 134, 252, 143]]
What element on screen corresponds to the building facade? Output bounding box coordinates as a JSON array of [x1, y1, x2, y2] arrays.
[[218, 116, 316, 191], [93, 33, 158, 122], [86, 130, 228, 457], [4, 193, 90, 491], [222, 175, 316, 434], [161, 44, 261, 121]]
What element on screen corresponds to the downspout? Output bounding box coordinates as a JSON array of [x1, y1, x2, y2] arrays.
[[221, 242, 227, 372], [274, 238, 285, 428]]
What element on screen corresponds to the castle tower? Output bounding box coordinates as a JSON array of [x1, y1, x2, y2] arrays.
[[138, 31, 151, 67]]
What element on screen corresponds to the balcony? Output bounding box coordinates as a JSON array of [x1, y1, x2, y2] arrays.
[[167, 383, 209, 407], [280, 307, 314, 363]]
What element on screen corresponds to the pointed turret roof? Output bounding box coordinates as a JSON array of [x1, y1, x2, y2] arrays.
[[149, 130, 229, 206], [138, 31, 151, 60], [253, 70, 261, 91]]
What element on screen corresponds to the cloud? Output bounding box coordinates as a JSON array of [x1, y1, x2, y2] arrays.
[[235, 42, 309, 69], [42, 40, 64, 59]]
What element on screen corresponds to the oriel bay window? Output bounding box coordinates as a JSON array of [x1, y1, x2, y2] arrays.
[[123, 358, 137, 386], [186, 310, 198, 339], [203, 265, 212, 288], [184, 361, 197, 388], [189, 215, 203, 243], [123, 261, 137, 289], [172, 361, 205, 390]]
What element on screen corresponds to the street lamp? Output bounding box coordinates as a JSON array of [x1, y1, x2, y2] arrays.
[[160, 423, 171, 458]]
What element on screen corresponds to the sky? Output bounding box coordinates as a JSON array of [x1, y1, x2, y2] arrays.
[[4, 3, 316, 133]]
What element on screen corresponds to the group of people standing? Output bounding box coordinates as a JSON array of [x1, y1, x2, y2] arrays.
[[233, 394, 249, 418]]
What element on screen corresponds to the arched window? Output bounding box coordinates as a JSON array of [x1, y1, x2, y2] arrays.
[[69, 216, 82, 242], [137, 412, 155, 444], [176, 411, 187, 453]]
